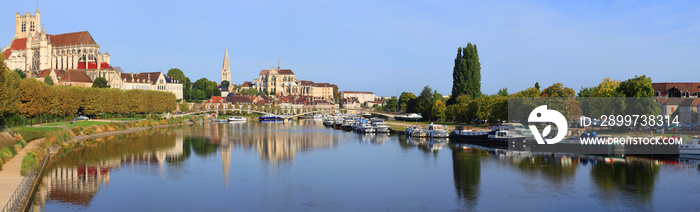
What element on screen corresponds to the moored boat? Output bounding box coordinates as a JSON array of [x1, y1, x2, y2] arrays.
[[227, 116, 246, 122], [450, 126, 488, 142], [259, 114, 284, 122], [680, 137, 700, 155], [426, 123, 449, 138], [372, 121, 390, 133], [405, 125, 427, 137]]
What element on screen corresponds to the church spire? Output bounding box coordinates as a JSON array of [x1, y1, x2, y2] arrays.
[[221, 49, 231, 83], [277, 57, 280, 69]]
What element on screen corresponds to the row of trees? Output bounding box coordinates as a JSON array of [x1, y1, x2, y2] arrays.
[[0, 55, 177, 127]]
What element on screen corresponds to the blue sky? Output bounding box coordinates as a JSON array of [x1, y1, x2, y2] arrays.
[[2, 0, 699, 96]]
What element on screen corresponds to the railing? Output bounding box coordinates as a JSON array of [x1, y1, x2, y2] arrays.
[[1, 154, 48, 212]]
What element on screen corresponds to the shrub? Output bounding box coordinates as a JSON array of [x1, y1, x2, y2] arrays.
[[71, 126, 82, 135], [20, 152, 37, 176]]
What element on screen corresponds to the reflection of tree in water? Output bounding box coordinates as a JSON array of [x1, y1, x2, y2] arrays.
[[591, 160, 659, 210], [451, 149, 483, 209], [186, 136, 218, 157], [51, 130, 177, 167], [510, 155, 577, 184]]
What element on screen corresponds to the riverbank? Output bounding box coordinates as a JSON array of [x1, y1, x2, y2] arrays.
[[0, 118, 192, 210]]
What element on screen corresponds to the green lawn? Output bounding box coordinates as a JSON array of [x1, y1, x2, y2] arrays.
[[107, 118, 143, 121], [40, 121, 111, 128], [11, 127, 66, 142]]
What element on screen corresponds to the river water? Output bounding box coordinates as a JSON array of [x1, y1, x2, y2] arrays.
[[29, 120, 700, 211]]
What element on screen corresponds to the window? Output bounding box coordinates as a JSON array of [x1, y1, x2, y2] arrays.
[[21, 22, 26, 32]]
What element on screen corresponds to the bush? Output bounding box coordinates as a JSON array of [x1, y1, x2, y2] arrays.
[[20, 152, 37, 175], [71, 126, 82, 135]]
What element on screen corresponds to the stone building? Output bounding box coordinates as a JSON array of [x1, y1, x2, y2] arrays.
[[2, 8, 112, 76], [253, 63, 298, 96], [341, 91, 376, 104]]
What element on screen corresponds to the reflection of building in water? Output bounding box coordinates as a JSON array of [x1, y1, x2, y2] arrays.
[[32, 133, 185, 209], [182, 123, 338, 163], [222, 142, 231, 188]]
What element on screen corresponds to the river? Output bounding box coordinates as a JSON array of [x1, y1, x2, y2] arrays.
[[29, 120, 700, 211]]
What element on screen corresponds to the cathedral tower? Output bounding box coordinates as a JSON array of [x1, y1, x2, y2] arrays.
[[221, 49, 231, 83]]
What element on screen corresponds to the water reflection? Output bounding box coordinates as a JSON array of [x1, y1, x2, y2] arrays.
[[27, 123, 700, 211]]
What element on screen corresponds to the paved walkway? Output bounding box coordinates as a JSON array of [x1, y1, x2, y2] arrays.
[[0, 138, 45, 208]]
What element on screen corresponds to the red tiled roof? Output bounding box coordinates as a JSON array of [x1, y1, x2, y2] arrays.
[[313, 83, 331, 87], [36, 69, 65, 77], [680, 98, 700, 107], [58, 70, 93, 83], [226, 95, 253, 104], [48, 31, 97, 47], [653, 83, 700, 96], [342, 91, 374, 94], [299, 80, 315, 86], [2, 38, 27, 59], [241, 81, 253, 87], [259, 69, 294, 75], [205, 96, 226, 104], [120, 72, 161, 85]]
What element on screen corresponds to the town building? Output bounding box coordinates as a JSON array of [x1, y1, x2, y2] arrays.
[[120, 71, 183, 99], [653, 82, 700, 98], [678, 98, 700, 123], [341, 91, 376, 104]]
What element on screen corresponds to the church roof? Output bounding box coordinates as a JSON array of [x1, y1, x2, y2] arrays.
[[77, 62, 113, 70], [2, 38, 27, 59], [2, 31, 97, 59], [48, 31, 97, 47], [259, 69, 294, 75], [58, 70, 93, 83]]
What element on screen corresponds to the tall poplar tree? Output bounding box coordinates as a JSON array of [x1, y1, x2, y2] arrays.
[[450, 43, 481, 104]]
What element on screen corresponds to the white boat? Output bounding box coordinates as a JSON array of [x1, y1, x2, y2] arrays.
[[227, 116, 246, 122], [426, 123, 449, 138], [357, 123, 375, 133], [323, 117, 335, 127], [680, 137, 700, 155], [372, 121, 390, 133], [405, 125, 427, 137], [395, 113, 422, 121], [312, 114, 323, 120]]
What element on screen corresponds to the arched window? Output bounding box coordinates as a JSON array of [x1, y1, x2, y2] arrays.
[[685, 91, 690, 98], [655, 91, 660, 97]]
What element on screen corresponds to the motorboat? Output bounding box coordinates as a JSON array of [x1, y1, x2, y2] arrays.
[[405, 125, 427, 137], [259, 114, 284, 122], [426, 123, 449, 138], [372, 121, 390, 133], [395, 113, 422, 121], [357, 123, 375, 133], [450, 126, 488, 141], [227, 116, 246, 122], [680, 137, 700, 155], [488, 124, 527, 143], [323, 117, 335, 127]]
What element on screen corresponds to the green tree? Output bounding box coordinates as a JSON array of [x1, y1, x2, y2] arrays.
[[578, 86, 597, 97], [398, 92, 416, 112], [432, 90, 443, 103], [383, 97, 398, 112], [92, 77, 109, 88], [540, 83, 575, 97], [330, 84, 340, 100], [43, 76, 54, 85], [498, 87, 508, 96], [221, 80, 230, 88], [431, 100, 446, 121], [616, 75, 654, 97], [262, 89, 269, 96], [512, 87, 541, 97], [534, 82, 540, 90], [204, 86, 214, 99], [14, 69, 26, 79], [167, 68, 186, 82], [419, 85, 433, 100], [450, 43, 481, 103], [193, 78, 211, 91], [0, 56, 21, 121]]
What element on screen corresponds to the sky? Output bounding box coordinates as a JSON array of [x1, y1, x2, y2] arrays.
[[2, 0, 699, 97]]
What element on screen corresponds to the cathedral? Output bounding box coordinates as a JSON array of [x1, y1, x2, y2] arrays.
[[2, 7, 111, 77]]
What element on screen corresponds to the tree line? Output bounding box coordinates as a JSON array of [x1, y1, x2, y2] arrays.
[[376, 43, 656, 125], [0, 55, 177, 127]]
